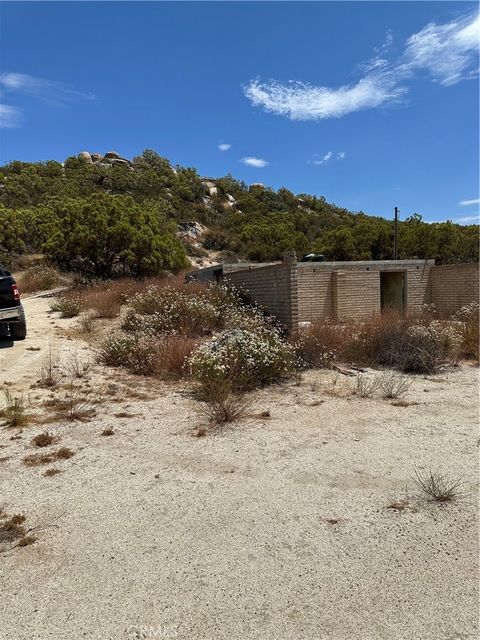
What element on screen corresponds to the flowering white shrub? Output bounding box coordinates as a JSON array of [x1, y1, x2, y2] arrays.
[[124, 286, 221, 336], [188, 328, 298, 390]]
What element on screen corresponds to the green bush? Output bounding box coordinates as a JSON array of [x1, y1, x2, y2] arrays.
[[188, 328, 298, 391]]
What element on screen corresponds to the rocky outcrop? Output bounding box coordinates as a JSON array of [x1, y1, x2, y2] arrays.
[[177, 221, 206, 240], [77, 150, 133, 168]]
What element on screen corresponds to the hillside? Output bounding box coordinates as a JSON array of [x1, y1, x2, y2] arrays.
[[0, 149, 477, 276]]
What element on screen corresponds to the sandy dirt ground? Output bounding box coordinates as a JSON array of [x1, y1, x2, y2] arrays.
[[0, 294, 478, 640]]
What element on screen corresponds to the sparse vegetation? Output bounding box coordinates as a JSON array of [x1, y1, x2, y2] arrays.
[[49, 293, 85, 318], [414, 467, 463, 502], [1, 391, 31, 427], [23, 446, 74, 466], [52, 383, 97, 421], [31, 431, 58, 447], [199, 381, 250, 427], [354, 374, 378, 398], [377, 372, 411, 399], [17, 264, 68, 293], [0, 512, 35, 548], [37, 346, 60, 387]]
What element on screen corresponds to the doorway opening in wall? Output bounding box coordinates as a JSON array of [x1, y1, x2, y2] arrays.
[[380, 271, 406, 313]]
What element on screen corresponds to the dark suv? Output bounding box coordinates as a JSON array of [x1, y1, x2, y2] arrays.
[[0, 266, 27, 340]]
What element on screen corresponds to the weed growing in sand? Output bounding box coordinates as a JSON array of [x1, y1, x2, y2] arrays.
[[31, 431, 58, 447], [0, 512, 36, 548], [52, 383, 97, 421], [49, 293, 85, 318], [414, 467, 463, 502], [37, 347, 60, 388], [77, 313, 96, 334], [62, 352, 92, 379], [1, 391, 31, 428], [199, 381, 251, 427], [354, 374, 378, 398], [377, 372, 411, 399], [23, 447, 74, 467]]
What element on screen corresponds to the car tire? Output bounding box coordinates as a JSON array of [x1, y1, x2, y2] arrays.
[[10, 319, 27, 341]]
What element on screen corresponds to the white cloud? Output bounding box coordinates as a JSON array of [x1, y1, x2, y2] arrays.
[[403, 12, 480, 86], [337, 151, 346, 159], [313, 151, 333, 165], [0, 104, 21, 128], [244, 11, 479, 120], [454, 214, 480, 224], [244, 74, 405, 120], [240, 156, 269, 168], [218, 143, 231, 151], [459, 198, 480, 206], [0, 72, 95, 104]]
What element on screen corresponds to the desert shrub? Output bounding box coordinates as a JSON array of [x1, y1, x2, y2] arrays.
[[354, 374, 378, 398], [98, 333, 197, 378], [17, 265, 68, 293], [454, 303, 479, 360], [291, 321, 352, 369], [342, 312, 460, 374], [49, 293, 85, 318], [377, 371, 411, 399], [199, 381, 250, 425], [189, 328, 298, 391], [124, 286, 220, 337]]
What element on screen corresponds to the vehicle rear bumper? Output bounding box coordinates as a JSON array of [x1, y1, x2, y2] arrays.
[[0, 306, 23, 322]]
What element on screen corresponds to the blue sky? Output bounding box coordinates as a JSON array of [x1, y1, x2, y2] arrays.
[[0, 1, 478, 224]]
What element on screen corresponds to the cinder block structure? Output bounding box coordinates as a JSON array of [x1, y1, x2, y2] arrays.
[[189, 257, 479, 329]]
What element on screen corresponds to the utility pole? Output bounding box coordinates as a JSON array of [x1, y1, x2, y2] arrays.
[[393, 206, 399, 260]]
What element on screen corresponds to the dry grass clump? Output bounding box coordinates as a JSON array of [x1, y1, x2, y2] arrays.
[[0, 512, 36, 547], [76, 312, 96, 334], [49, 292, 85, 318], [377, 371, 411, 399], [37, 347, 60, 387], [297, 310, 460, 375], [354, 374, 378, 398], [62, 352, 92, 379], [290, 322, 352, 369], [23, 446, 74, 467], [17, 265, 69, 293], [31, 431, 58, 447], [198, 381, 251, 427], [454, 303, 479, 361], [51, 384, 97, 421], [414, 467, 463, 502], [44, 468, 62, 477], [1, 391, 32, 427], [98, 333, 198, 379]]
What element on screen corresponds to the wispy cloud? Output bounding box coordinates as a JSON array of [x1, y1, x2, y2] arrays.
[[218, 143, 231, 151], [0, 72, 95, 104], [313, 151, 333, 165], [0, 104, 21, 128], [311, 150, 345, 165], [459, 198, 480, 206], [244, 11, 479, 120], [0, 72, 95, 127], [240, 156, 269, 168], [454, 214, 480, 224]]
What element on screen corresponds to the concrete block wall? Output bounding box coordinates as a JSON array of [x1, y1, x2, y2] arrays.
[[226, 262, 297, 328], [430, 263, 479, 315], [333, 270, 380, 321]]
